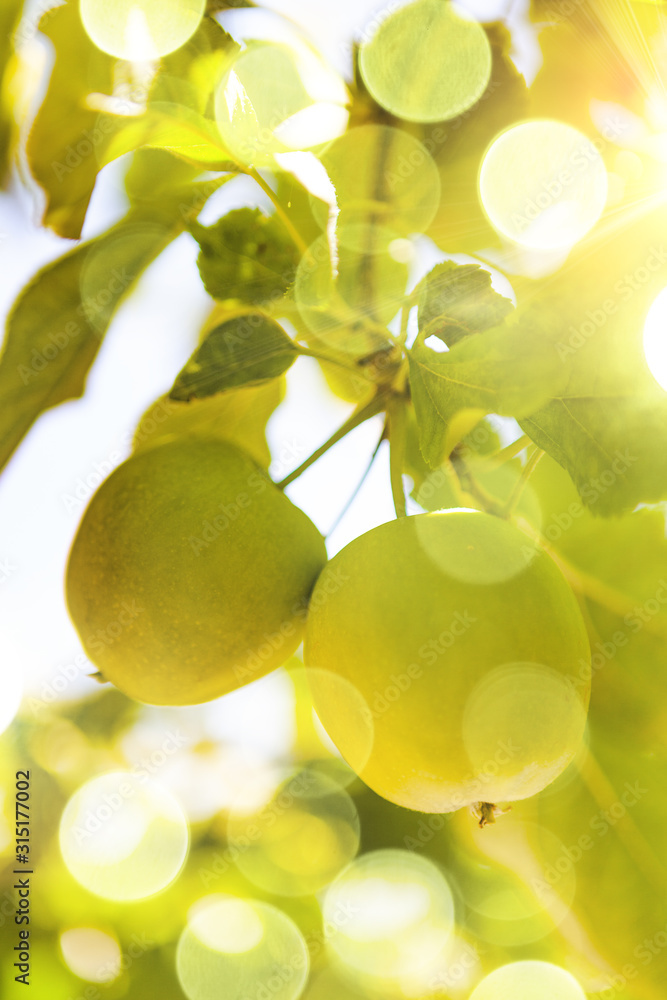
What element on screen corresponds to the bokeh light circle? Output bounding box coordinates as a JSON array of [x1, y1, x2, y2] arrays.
[[227, 767, 361, 896], [315, 125, 441, 251], [480, 120, 608, 249], [59, 771, 189, 900], [643, 284, 667, 391], [303, 666, 375, 778], [79, 0, 206, 61], [60, 927, 122, 983], [322, 849, 455, 992], [360, 0, 492, 123], [177, 895, 309, 1000], [286, 665, 368, 789], [469, 960, 587, 1000], [294, 230, 407, 353], [415, 509, 538, 585], [468, 815, 578, 927], [462, 662, 588, 803], [459, 862, 558, 947], [215, 42, 348, 166]]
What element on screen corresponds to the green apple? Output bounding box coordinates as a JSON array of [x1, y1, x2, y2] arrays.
[[305, 511, 590, 813], [67, 438, 327, 705]]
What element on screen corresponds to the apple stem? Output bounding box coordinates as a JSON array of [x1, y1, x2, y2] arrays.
[[298, 346, 374, 379], [501, 446, 545, 517], [450, 452, 504, 516], [474, 801, 510, 828], [487, 433, 533, 465]]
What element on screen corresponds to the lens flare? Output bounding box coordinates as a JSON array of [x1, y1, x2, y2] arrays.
[[294, 230, 407, 351], [467, 816, 578, 926], [462, 662, 588, 803], [415, 508, 538, 585]]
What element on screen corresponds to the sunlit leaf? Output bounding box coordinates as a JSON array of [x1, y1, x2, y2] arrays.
[[124, 147, 212, 206], [27, 7, 237, 238], [100, 18, 239, 172], [519, 208, 667, 515], [26, 1, 117, 238], [101, 102, 235, 171], [409, 309, 566, 465], [418, 261, 514, 347], [0, 194, 209, 475]]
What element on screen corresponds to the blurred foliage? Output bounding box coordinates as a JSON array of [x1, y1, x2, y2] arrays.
[[0, 0, 23, 186]]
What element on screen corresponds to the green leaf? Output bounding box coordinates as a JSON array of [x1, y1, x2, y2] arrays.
[[152, 14, 238, 112], [169, 315, 300, 401], [124, 148, 210, 207], [521, 382, 667, 518], [418, 261, 514, 347], [408, 309, 566, 466], [100, 102, 235, 172], [190, 208, 300, 305], [273, 169, 328, 248], [102, 18, 239, 171], [405, 406, 499, 499], [26, 1, 117, 238], [133, 378, 285, 468], [27, 8, 237, 238], [0, 208, 185, 476], [517, 210, 667, 516], [63, 687, 139, 744]]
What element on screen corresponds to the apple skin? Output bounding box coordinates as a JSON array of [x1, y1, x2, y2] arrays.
[[305, 511, 591, 813], [66, 438, 327, 705]]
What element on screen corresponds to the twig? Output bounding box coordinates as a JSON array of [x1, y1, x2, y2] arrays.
[[276, 394, 386, 490]]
